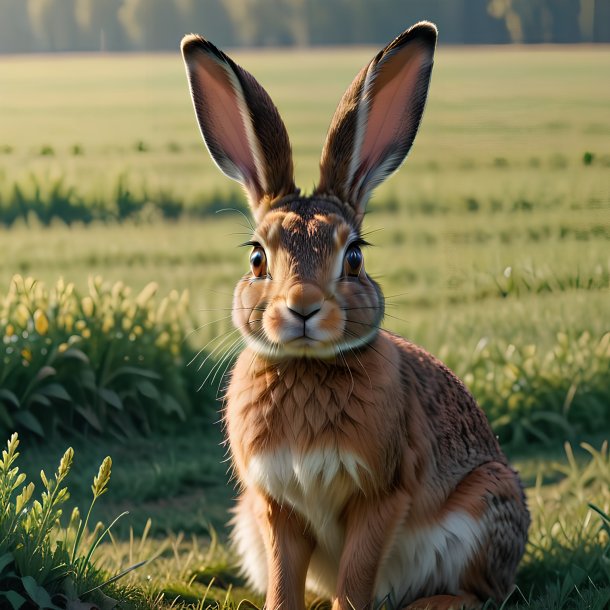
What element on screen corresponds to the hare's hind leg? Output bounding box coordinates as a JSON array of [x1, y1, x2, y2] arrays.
[[453, 462, 529, 602], [404, 594, 481, 610]]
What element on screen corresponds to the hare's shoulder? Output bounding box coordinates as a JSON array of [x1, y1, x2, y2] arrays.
[[382, 330, 504, 466]]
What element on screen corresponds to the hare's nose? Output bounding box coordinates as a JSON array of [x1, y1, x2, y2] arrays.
[[286, 283, 324, 320]]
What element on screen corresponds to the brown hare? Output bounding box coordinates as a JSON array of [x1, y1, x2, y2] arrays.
[[181, 21, 529, 610]]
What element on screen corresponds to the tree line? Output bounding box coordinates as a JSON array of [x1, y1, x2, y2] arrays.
[[1, 0, 609, 53]]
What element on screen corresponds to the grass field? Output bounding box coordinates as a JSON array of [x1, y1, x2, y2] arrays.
[[1, 45, 609, 608]]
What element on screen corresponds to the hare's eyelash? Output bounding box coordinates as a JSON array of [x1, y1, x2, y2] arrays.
[[239, 240, 262, 248], [346, 237, 373, 249]]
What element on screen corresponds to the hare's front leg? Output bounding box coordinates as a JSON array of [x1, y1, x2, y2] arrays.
[[333, 490, 411, 610], [260, 495, 315, 610]]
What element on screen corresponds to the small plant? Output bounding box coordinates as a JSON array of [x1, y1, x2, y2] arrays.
[[0, 275, 211, 440], [454, 331, 610, 448], [0, 433, 145, 609], [510, 442, 610, 608]]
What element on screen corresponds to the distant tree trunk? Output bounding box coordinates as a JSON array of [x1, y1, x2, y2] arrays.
[[549, 0, 581, 42], [0, 0, 32, 53], [176, 0, 235, 48], [34, 0, 84, 51], [75, 0, 127, 51], [593, 0, 610, 41], [465, 0, 510, 43]]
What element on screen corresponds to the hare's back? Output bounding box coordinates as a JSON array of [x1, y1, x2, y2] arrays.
[[383, 331, 505, 471]]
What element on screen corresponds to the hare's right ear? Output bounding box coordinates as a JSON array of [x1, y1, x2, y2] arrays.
[[317, 22, 437, 224], [181, 35, 295, 221]]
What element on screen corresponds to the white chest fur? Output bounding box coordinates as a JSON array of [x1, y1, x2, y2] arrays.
[[247, 447, 370, 550], [243, 448, 485, 603]]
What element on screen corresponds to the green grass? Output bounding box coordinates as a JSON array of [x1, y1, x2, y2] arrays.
[[0, 45, 609, 608], [13, 432, 610, 610], [0, 47, 609, 219]]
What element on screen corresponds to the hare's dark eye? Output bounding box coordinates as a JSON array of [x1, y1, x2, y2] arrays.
[[344, 245, 363, 277], [250, 247, 267, 278]]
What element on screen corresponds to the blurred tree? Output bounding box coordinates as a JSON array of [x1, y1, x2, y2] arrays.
[[0, 0, 32, 53], [119, 0, 185, 50], [463, 0, 510, 43], [27, 0, 81, 51], [75, 0, 127, 51], [548, 0, 580, 42], [593, 0, 610, 41], [305, 0, 354, 45], [223, 0, 304, 46], [175, 0, 235, 47], [486, 0, 609, 43], [0, 0, 607, 53]]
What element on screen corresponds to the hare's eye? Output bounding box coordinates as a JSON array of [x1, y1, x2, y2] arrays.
[[344, 245, 363, 276], [250, 247, 267, 278]]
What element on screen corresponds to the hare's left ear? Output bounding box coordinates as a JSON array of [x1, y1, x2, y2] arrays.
[[181, 35, 295, 221], [317, 22, 437, 223]]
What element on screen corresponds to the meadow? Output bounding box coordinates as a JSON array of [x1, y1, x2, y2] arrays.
[[0, 45, 609, 609]]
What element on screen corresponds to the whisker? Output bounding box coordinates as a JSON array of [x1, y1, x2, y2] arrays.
[[347, 344, 372, 391], [337, 346, 355, 399], [336, 325, 401, 372], [190, 314, 256, 370], [383, 312, 411, 325], [187, 326, 239, 367], [210, 339, 245, 390], [214, 207, 255, 232], [193, 328, 241, 371], [184, 314, 235, 344], [200, 335, 245, 389], [196, 306, 265, 313]]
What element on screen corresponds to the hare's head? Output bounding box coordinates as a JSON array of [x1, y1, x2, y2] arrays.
[[182, 23, 436, 359]]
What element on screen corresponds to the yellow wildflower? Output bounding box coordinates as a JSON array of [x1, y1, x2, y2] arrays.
[[111, 281, 124, 300], [178, 289, 190, 310], [5, 323, 15, 337], [82, 296, 94, 318], [15, 304, 30, 327], [157, 298, 168, 321], [63, 314, 74, 332], [102, 315, 114, 334], [155, 331, 170, 348], [136, 282, 158, 308], [21, 348, 32, 362], [34, 310, 49, 335]]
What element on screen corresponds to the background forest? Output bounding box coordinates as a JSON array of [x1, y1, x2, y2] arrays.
[[1, 0, 610, 54]]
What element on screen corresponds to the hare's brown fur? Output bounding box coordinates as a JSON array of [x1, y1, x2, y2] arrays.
[[182, 20, 529, 610]]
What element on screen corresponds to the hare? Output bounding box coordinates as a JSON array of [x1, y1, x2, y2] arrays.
[[181, 21, 529, 610]]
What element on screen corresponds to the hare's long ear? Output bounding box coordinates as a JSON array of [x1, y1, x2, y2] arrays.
[[181, 35, 295, 221], [317, 22, 437, 222]]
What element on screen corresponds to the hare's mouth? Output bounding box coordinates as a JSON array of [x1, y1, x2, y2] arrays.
[[245, 327, 380, 360]]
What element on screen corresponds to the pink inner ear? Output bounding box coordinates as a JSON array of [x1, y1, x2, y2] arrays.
[[194, 58, 256, 185], [360, 44, 427, 170]]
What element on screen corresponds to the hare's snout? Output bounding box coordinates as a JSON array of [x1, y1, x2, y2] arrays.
[[285, 282, 324, 320], [263, 282, 345, 355]]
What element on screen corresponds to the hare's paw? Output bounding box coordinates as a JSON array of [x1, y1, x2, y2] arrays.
[[404, 594, 481, 610]]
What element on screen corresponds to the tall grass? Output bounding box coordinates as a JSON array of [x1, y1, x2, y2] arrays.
[[0, 275, 215, 441], [0, 433, 149, 609]]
